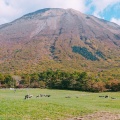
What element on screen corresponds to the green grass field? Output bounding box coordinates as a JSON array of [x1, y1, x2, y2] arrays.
[[0, 89, 120, 120]]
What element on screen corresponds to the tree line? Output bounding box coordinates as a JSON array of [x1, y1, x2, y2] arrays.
[[0, 70, 120, 92]]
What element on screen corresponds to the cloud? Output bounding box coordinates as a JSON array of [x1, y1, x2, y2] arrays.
[[0, 0, 120, 25], [111, 18, 120, 25], [0, 0, 23, 24], [88, 0, 120, 18], [47, 0, 86, 12], [0, 18, 8, 25], [0, 0, 86, 25]]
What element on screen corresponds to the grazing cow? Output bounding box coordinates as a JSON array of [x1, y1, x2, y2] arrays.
[[105, 95, 109, 98], [29, 95, 33, 98], [36, 95, 40, 98], [99, 95, 109, 98], [24, 94, 33, 99], [45, 95, 51, 97], [36, 94, 44, 98], [36, 94, 51, 98], [65, 96, 71, 98], [99, 96, 105, 97], [39, 94, 44, 97], [111, 97, 116, 99]]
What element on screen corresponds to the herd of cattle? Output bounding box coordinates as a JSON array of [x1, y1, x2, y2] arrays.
[[99, 95, 117, 99], [24, 94, 117, 100], [24, 94, 51, 99]]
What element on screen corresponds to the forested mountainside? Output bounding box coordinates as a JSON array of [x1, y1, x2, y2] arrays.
[[0, 8, 120, 80]]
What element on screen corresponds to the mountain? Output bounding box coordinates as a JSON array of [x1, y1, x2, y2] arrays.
[[0, 8, 120, 76]]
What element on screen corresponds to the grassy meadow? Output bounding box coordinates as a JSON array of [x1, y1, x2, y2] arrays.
[[0, 89, 120, 120]]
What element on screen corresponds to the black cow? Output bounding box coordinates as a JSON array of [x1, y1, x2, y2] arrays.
[[105, 95, 109, 98]]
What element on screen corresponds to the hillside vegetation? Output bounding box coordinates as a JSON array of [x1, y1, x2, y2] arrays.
[[0, 70, 120, 92]]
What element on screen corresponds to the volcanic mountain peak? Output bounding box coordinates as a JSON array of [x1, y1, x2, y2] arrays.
[[23, 8, 81, 17], [0, 8, 120, 73]]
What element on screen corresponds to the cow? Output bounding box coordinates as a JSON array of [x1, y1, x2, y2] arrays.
[[36, 94, 51, 98], [65, 96, 71, 98], [45, 95, 51, 97], [105, 95, 109, 98], [99, 95, 109, 98], [99, 96, 105, 97], [111, 97, 116, 99], [36, 95, 40, 98], [24, 94, 33, 99]]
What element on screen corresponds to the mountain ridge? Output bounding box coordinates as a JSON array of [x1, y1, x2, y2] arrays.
[[0, 8, 120, 77]]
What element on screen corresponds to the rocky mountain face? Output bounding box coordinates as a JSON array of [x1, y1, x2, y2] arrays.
[[0, 8, 120, 73]]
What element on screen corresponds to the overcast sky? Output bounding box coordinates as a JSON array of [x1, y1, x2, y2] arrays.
[[0, 0, 120, 25]]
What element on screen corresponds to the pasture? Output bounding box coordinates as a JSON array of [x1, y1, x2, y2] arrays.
[[0, 89, 120, 120]]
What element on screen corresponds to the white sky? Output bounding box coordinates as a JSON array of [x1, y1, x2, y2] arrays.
[[0, 0, 120, 25]]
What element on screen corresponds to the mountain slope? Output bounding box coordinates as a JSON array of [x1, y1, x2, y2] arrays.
[[0, 8, 120, 74]]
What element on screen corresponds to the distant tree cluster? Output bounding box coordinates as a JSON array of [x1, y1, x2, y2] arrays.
[[95, 50, 105, 59], [0, 70, 120, 92], [72, 46, 99, 61]]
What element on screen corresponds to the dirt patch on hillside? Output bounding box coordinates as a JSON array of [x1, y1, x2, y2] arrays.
[[68, 112, 120, 120]]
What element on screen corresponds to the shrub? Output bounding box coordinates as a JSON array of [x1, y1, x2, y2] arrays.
[[87, 81, 106, 92], [30, 82, 40, 88], [39, 81, 46, 88], [16, 84, 24, 88], [106, 80, 120, 91]]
